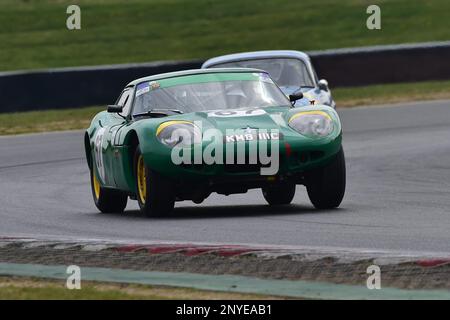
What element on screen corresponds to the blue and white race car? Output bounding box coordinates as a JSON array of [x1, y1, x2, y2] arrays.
[[202, 50, 336, 108]]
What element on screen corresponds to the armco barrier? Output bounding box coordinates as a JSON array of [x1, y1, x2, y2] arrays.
[[0, 60, 202, 113], [309, 41, 450, 87], [1, 41, 450, 113]]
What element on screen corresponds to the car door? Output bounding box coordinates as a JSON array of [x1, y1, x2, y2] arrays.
[[103, 87, 133, 187]]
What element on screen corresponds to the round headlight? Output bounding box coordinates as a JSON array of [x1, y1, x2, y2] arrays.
[[156, 121, 201, 147], [289, 111, 334, 137]]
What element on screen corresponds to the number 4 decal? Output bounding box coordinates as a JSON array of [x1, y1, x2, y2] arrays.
[[94, 127, 106, 182]]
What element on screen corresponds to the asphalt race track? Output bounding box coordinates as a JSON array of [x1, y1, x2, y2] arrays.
[[1, 100, 449, 253]]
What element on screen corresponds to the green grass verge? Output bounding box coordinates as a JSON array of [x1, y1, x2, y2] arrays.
[[1, 80, 450, 136], [0, 106, 102, 135], [1, 0, 450, 71], [334, 79, 450, 107], [0, 277, 278, 300]]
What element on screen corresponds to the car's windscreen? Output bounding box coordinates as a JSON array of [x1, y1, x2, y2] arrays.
[[132, 72, 290, 115], [210, 58, 315, 88]]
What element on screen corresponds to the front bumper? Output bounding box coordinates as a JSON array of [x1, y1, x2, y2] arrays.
[[144, 133, 342, 181]]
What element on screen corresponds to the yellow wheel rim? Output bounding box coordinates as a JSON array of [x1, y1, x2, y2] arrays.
[[93, 171, 101, 200], [137, 155, 147, 204]]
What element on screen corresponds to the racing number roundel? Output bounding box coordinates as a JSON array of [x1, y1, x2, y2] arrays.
[[208, 109, 266, 117], [94, 127, 106, 182]]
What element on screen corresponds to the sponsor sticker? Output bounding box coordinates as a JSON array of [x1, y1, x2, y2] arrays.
[[136, 81, 160, 97], [136, 82, 150, 97], [149, 81, 160, 90]]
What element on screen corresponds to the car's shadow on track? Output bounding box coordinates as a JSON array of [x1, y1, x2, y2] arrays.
[[94, 204, 346, 220]]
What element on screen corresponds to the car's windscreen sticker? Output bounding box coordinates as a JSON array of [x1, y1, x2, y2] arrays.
[[149, 81, 160, 90], [136, 82, 150, 97], [139, 73, 265, 90], [134, 73, 275, 96]]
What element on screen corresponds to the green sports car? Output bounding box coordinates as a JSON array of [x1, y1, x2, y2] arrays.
[[84, 68, 345, 216]]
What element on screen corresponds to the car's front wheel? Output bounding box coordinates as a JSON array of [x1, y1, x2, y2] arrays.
[[90, 169, 128, 213], [306, 147, 346, 209], [262, 182, 296, 205], [134, 146, 175, 217]]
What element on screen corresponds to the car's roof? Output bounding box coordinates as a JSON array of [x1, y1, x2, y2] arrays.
[[127, 68, 265, 86], [202, 50, 311, 68]]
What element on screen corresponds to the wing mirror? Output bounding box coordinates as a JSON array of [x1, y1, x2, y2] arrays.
[[318, 79, 329, 91], [289, 92, 304, 102], [107, 105, 123, 113]]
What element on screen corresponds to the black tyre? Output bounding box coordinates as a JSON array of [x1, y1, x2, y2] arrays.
[[90, 169, 128, 213], [306, 147, 346, 209], [262, 182, 296, 205], [134, 146, 175, 217]]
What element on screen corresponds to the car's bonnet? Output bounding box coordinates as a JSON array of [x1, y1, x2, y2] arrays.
[[164, 106, 291, 134], [210, 107, 287, 130]]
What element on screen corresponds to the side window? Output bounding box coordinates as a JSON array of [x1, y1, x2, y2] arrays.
[[115, 88, 133, 116]]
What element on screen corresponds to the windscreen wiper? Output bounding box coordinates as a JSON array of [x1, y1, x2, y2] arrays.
[[133, 108, 184, 118]]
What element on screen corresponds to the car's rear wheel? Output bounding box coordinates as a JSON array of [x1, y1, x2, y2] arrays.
[[134, 146, 175, 217], [306, 147, 346, 209], [90, 168, 128, 213], [262, 182, 296, 205]]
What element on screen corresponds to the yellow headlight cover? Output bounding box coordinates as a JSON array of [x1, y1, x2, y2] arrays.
[[156, 120, 194, 136], [289, 111, 332, 123]]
